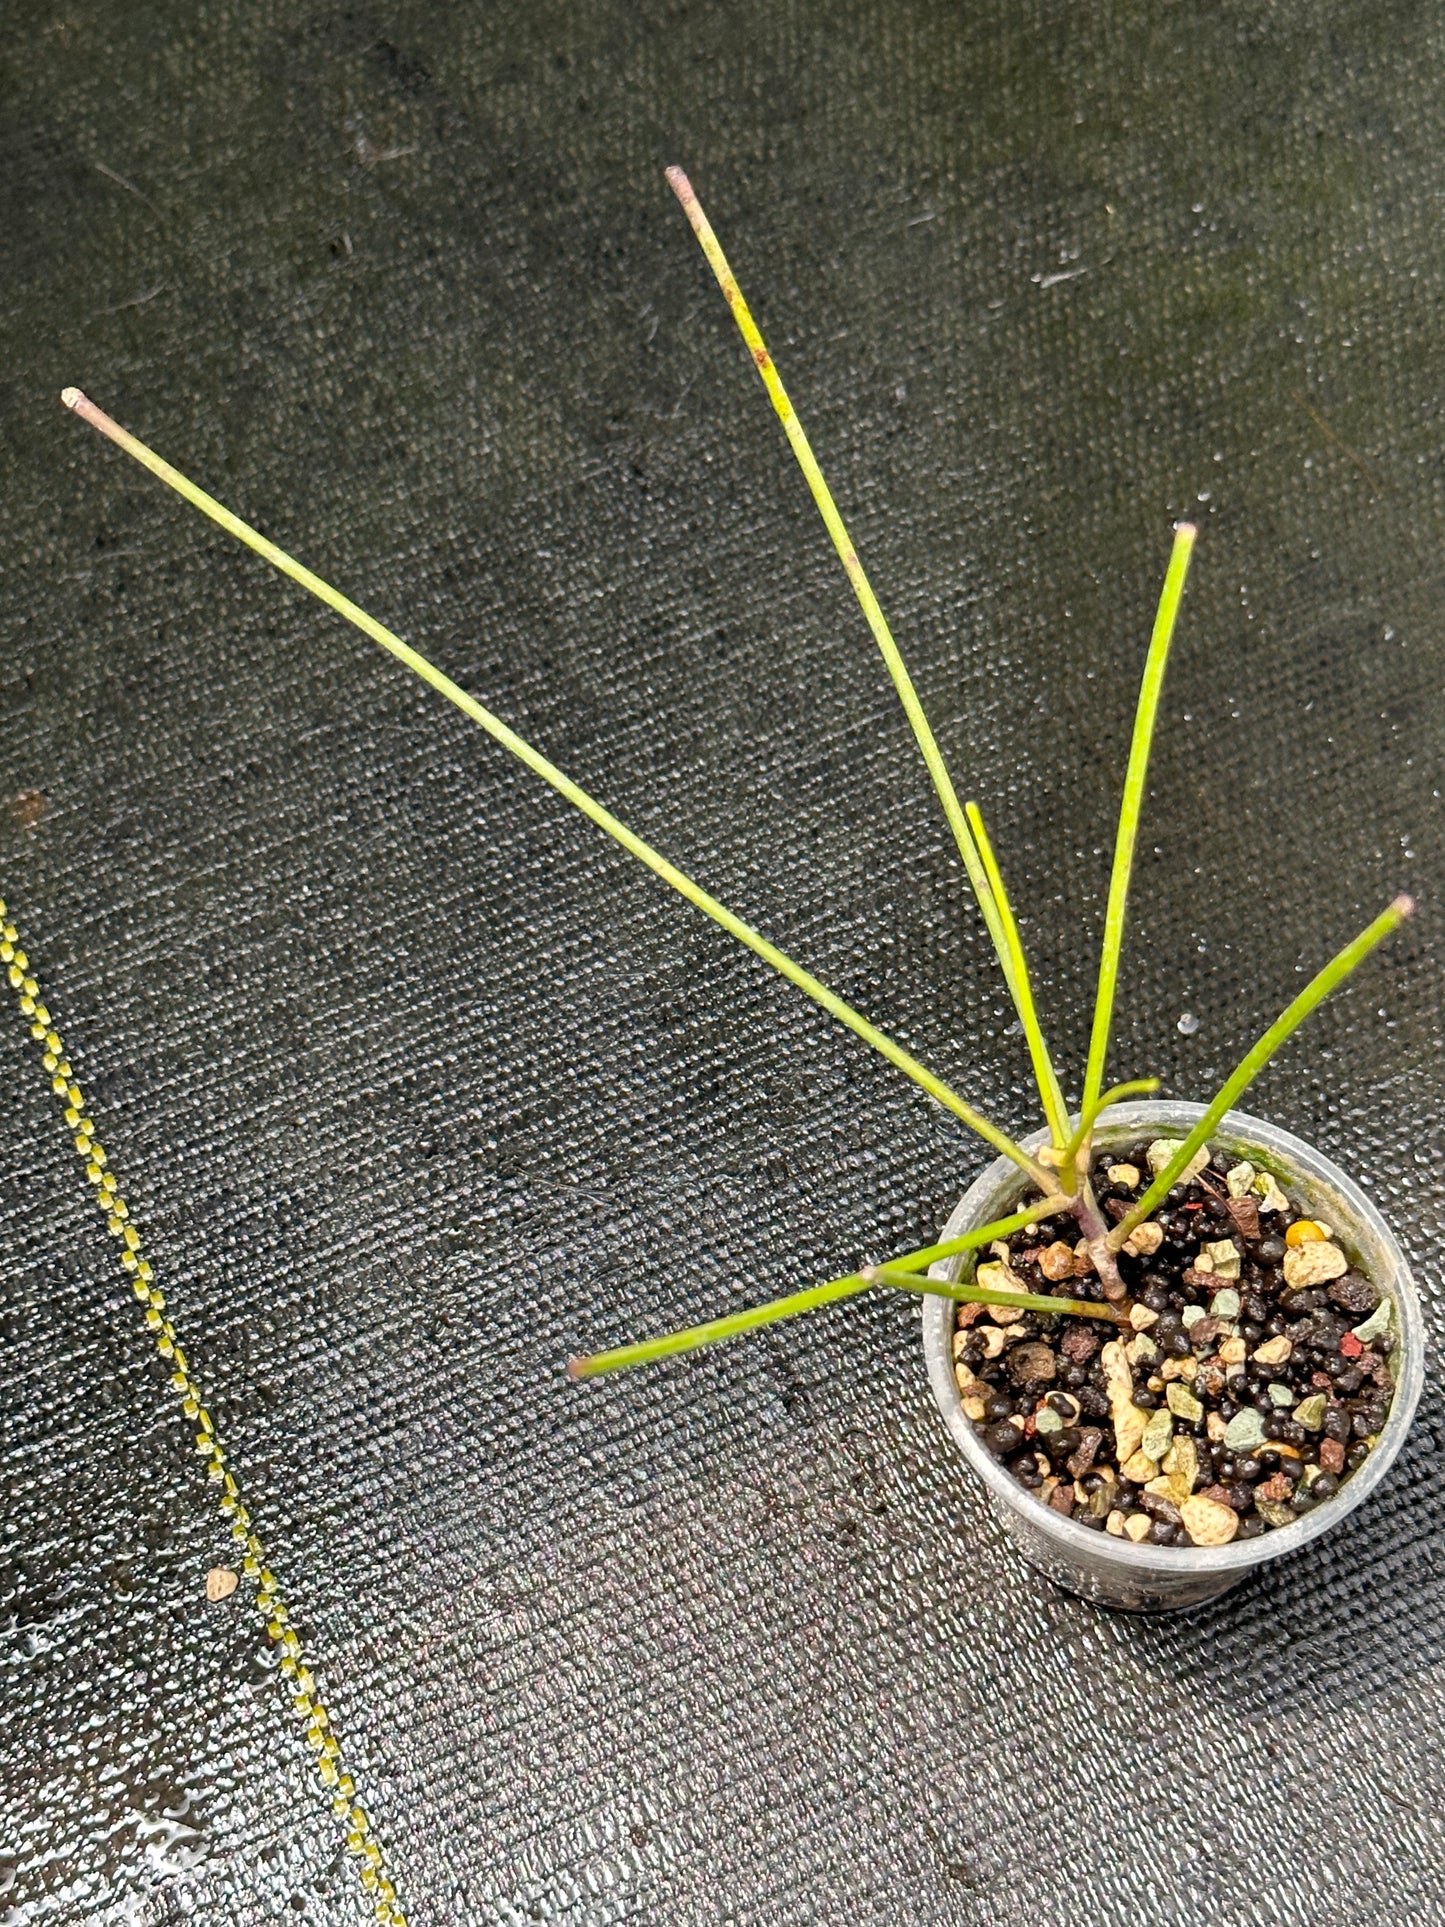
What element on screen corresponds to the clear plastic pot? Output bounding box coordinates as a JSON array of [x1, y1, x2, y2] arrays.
[[921, 1100, 1423, 1612]]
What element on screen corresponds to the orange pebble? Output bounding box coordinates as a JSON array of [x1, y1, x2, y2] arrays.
[[1285, 1219, 1327, 1246]]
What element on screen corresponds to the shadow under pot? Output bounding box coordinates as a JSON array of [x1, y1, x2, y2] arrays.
[[921, 1100, 1423, 1613]]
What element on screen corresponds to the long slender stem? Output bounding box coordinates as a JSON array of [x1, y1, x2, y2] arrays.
[[61, 387, 1051, 1188], [665, 166, 1064, 1135], [571, 1273, 878, 1380], [867, 1264, 1122, 1322], [964, 800, 1068, 1142], [1081, 523, 1197, 1117], [1111, 894, 1414, 1245], [567, 1197, 1061, 1378]]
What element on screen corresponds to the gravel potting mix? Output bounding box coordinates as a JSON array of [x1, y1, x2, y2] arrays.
[[957, 1141, 1397, 1548]]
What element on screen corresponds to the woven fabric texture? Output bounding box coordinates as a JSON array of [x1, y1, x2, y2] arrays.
[[1, 3, 1442, 1922]]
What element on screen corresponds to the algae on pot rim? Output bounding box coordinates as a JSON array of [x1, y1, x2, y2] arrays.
[[60, 170, 1416, 1561]]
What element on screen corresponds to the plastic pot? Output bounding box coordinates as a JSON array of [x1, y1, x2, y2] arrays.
[[921, 1100, 1423, 1612]]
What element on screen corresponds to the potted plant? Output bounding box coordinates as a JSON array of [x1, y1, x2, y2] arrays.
[[60, 169, 1420, 1610]]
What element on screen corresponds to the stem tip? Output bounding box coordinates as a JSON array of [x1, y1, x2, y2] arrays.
[[1392, 893, 1416, 918], [61, 386, 86, 411], [565, 1356, 592, 1381], [664, 164, 694, 204]]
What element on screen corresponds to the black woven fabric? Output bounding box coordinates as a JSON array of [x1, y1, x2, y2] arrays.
[[2, 4, 1443, 1922]]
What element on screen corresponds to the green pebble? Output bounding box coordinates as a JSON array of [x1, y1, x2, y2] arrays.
[[1209, 1287, 1242, 1320], [1268, 1382, 1295, 1408], [1293, 1393, 1327, 1431], [1035, 1408, 1063, 1435], [1255, 1499, 1298, 1529], [1223, 1407, 1266, 1453], [1141, 1408, 1174, 1461], [1352, 1298, 1393, 1344], [1165, 1382, 1203, 1423], [1181, 1304, 1206, 1329], [1204, 1239, 1241, 1279]]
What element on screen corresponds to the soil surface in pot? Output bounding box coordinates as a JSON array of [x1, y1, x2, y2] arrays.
[[956, 1139, 1397, 1548]]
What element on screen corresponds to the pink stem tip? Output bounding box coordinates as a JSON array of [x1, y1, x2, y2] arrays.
[[665, 166, 705, 234]]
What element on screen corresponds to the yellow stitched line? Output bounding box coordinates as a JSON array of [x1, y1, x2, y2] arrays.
[[0, 900, 408, 1926]]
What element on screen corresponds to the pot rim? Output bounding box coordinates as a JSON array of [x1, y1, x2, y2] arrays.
[[921, 1100, 1425, 1576]]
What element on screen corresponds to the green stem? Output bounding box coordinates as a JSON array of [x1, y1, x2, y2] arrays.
[[567, 1198, 1060, 1378], [1061, 1076, 1162, 1176], [964, 800, 1068, 1143], [61, 387, 1052, 1192], [1081, 524, 1196, 1118], [1111, 895, 1414, 1245], [867, 1263, 1122, 1323], [666, 167, 1062, 1133]]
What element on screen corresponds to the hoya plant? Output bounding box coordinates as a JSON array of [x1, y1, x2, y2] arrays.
[[61, 170, 1411, 1385]]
